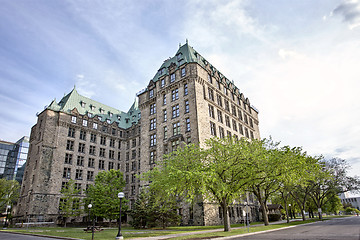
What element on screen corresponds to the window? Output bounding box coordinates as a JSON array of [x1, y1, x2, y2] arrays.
[[100, 136, 106, 145], [244, 115, 249, 124], [68, 127, 75, 137], [78, 143, 85, 153], [186, 118, 191, 132], [163, 109, 167, 122], [185, 100, 189, 113], [150, 118, 156, 130], [75, 169, 83, 180], [208, 88, 214, 101], [217, 110, 223, 123], [239, 124, 244, 135], [118, 151, 121, 160], [238, 109, 243, 121], [112, 128, 116, 135], [163, 94, 166, 105], [210, 122, 216, 136], [150, 103, 156, 115], [71, 116, 77, 123], [93, 122, 98, 129], [110, 139, 115, 147], [170, 73, 175, 83], [209, 105, 215, 118], [184, 84, 188, 96], [66, 140, 74, 151], [171, 140, 180, 151], [181, 67, 186, 77], [225, 100, 230, 111], [219, 126, 225, 138], [249, 118, 254, 128], [126, 152, 129, 161], [109, 161, 114, 170], [150, 134, 156, 147], [132, 139, 136, 148], [150, 151, 156, 164], [99, 148, 105, 157], [79, 130, 86, 140], [231, 105, 237, 117], [90, 133, 96, 143], [149, 89, 154, 98], [250, 131, 254, 139], [161, 78, 165, 87], [132, 150, 136, 159], [172, 88, 179, 101], [131, 186, 136, 195], [163, 126, 167, 139], [88, 158, 95, 168], [109, 150, 115, 159], [216, 81, 221, 90], [75, 183, 81, 192], [77, 156, 84, 166], [245, 127, 249, 138], [131, 161, 136, 171], [217, 94, 223, 107], [65, 153, 72, 164], [232, 119, 238, 132], [125, 175, 129, 183], [63, 168, 71, 179], [208, 74, 212, 83], [172, 105, 180, 118], [223, 87, 228, 96], [225, 115, 231, 128], [98, 160, 105, 169], [82, 119, 88, 127], [89, 145, 96, 155], [126, 163, 129, 172], [173, 122, 180, 135], [87, 171, 94, 181], [227, 131, 232, 137]]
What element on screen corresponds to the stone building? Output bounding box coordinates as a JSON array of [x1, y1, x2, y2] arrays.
[[16, 42, 261, 225]]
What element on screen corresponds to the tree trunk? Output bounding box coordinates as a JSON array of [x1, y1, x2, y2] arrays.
[[318, 211, 322, 220], [284, 203, 290, 223], [260, 201, 269, 226], [221, 201, 231, 232]]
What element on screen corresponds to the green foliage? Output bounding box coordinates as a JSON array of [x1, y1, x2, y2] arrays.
[[345, 207, 359, 214], [86, 169, 127, 221], [59, 179, 81, 227], [0, 178, 20, 212]]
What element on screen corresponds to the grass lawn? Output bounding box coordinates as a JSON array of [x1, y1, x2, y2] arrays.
[[1, 215, 353, 240]]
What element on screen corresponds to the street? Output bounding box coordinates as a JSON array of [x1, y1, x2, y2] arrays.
[[0, 231, 63, 240], [228, 216, 360, 240]]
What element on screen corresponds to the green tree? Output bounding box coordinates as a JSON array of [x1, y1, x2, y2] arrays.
[[129, 190, 149, 229], [0, 178, 20, 212], [59, 179, 81, 227], [86, 169, 127, 221], [146, 137, 260, 232]]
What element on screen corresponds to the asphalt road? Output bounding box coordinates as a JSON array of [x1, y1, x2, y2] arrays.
[[0, 231, 64, 240], [228, 216, 360, 240]]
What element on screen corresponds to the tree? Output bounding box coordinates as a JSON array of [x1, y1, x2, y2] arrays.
[[129, 190, 149, 229], [86, 169, 127, 221], [0, 178, 20, 212], [145, 137, 261, 232], [59, 179, 81, 227]]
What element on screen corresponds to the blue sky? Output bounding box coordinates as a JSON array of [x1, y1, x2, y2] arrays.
[[1, 0, 360, 179]]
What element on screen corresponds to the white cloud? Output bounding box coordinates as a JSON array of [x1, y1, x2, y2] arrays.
[[332, 0, 360, 29]]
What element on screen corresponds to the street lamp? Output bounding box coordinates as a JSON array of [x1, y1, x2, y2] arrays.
[[116, 192, 125, 240], [88, 204, 94, 240]]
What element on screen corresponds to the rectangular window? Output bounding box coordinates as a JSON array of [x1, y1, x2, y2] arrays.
[[225, 100, 230, 112], [163, 94, 167, 105], [163, 109, 167, 122], [232, 119, 238, 132], [112, 128, 116, 135], [244, 114, 249, 124], [150, 103, 156, 115], [99, 148, 105, 157], [90, 133, 97, 143], [110, 139, 115, 147], [225, 115, 231, 128], [98, 160, 105, 170], [131, 161, 136, 171], [181, 67, 186, 77], [68, 127, 75, 138], [172, 88, 179, 101], [89, 145, 96, 155], [239, 123, 244, 135], [75, 169, 83, 180], [184, 84, 188, 96], [250, 131, 254, 139], [93, 122, 98, 129], [208, 73, 212, 83], [163, 126, 167, 139], [185, 100, 189, 113], [65, 153, 72, 164], [132, 139, 136, 148], [172, 105, 180, 118], [245, 127, 249, 138], [132, 150, 136, 159], [100, 136, 106, 145], [149, 89, 154, 98], [217, 94, 223, 107], [216, 81, 221, 90], [79, 130, 86, 140], [250, 118, 254, 128], [208, 88, 214, 101], [161, 78, 165, 87], [171, 139, 180, 151], [150, 134, 157, 147], [77, 156, 84, 166], [87, 171, 94, 181], [173, 122, 180, 136], [219, 126, 225, 138], [126, 163, 129, 172], [217, 110, 223, 123], [170, 73, 175, 83], [210, 122, 216, 136], [88, 158, 95, 168], [186, 118, 191, 132], [208, 105, 215, 118], [150, 118, 156, 130], [150, 151, 156, 164], [118, 151, 121, 160], [82, 119, 88, 127], [238, 109, 243, 121], [223, 87, 228, 96], [232, 105, 237, 117], [63, 168, 71, 179], [75, 183, 81, 191], [109, 161, 114, 170], [78, 143, 85, 153], [227, 131, 232, 137], [71, 116, 77, 123], [66, 140, 74, 151], [109, 150, 115, 159]]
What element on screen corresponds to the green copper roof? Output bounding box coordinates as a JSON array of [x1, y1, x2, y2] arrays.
[[47, 87, 140, 129]]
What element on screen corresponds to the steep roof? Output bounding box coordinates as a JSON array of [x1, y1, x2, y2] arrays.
[[47, 87, 140, 129]]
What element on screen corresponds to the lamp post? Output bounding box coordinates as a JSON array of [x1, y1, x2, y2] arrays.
[[116, 192, 125, 240], [3, 205, 11, 229], [88, 204, 94, 240]]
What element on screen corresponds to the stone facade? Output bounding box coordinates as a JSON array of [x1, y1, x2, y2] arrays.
[[16, 42, 261, 225]]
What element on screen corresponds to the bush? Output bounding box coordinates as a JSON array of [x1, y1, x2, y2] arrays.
[[268, 213, 282, 222]]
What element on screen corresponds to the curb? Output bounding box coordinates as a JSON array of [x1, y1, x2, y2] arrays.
[[0, 230, 82, 240]]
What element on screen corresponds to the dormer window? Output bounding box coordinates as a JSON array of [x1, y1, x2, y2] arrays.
[[90, 105, 96, 111], [117, 116, 121, 121], [158, 68, 165, 75], [88, 112, 93, 118], [138, 112, 141, 118], [109, 112, 113, 117], [98, 116, 102, 121], [71, 116, 77, 123], [177, 53, 183, 61], [99, 108, 105, 114], [149, 89, 154, 98], [126, 119, 129, 124], [80, 101, 86, 108], [106, 119, 111, 124], [161, 78, 165, 88]]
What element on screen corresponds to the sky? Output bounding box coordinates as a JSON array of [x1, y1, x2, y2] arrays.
[[0, 0, 360, 180]]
